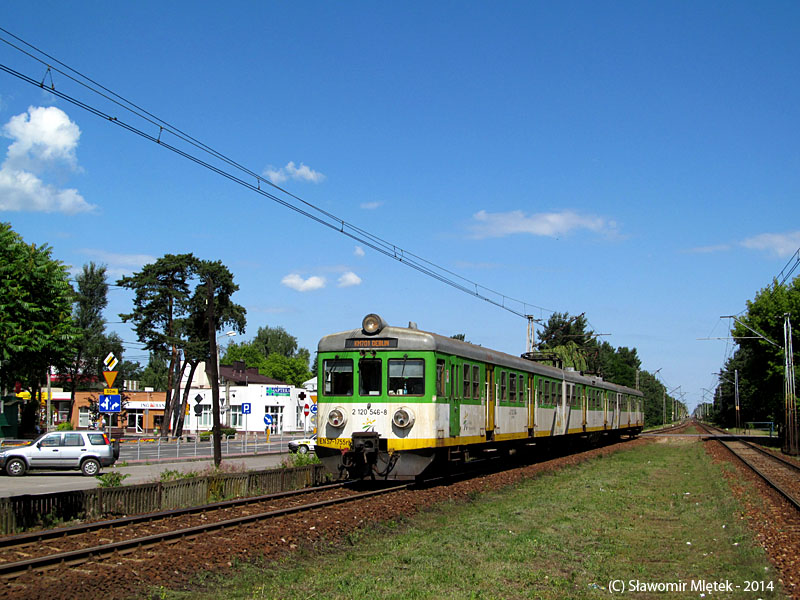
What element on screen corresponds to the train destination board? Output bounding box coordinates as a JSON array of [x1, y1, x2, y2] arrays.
[[344, 338, 398, 349]]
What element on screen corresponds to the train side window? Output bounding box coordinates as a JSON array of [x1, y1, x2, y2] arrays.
[[500, 371, 507, 402], [472, 365, 480, 399], [358, 358, 382, 396], [388, 358, 425, 395], [463, 363, 471, 399], [436, 360, 445, 397], [323, 359, 353, 396], [543, 380, 550, 406], [519, 376, 526, 404], [509, 373, 516, 403], [556, 382, 562, 405]]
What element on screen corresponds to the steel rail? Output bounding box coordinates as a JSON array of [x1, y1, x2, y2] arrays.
[[0, 481, 350, 550], [0, 483, 409, 579], [699, 423, 800, 513], [734, 439, 800, 474]]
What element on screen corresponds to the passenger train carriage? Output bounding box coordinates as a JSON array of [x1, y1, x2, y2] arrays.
[[315, 314, 644, 480]]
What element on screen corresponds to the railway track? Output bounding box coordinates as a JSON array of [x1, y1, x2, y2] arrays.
[[699, 422, 800, 513], [0, 481, 408, 580]]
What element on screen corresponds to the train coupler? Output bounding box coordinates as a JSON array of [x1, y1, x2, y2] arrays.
[[341, 432, 381, 479]]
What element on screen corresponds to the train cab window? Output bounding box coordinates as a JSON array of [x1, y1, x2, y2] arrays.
[[358, 358, 382, 396], [518, 376, 525, 404], [509, 373, 516, 403], [463, 363, 471, 399], [323, 359, 353, 396], [389, 358, 425, 395], [472, 366, 480, 399]]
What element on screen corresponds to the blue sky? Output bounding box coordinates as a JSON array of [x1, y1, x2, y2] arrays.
[[2, 2, 799, 412]]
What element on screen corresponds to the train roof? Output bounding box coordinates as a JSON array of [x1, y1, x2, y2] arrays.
[[317, 317, 642, 397]]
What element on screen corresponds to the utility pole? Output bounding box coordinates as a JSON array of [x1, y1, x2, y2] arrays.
[[734, 369, 741, 433], [784, 314, 798, 455], [206, 278, 222, 468], [525, 315, 538, 354]]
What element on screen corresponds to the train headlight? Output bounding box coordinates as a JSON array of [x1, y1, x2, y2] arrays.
[[327, 407, 347, 428], [392, 407, 415, 429], [362, 313, 385, 335]]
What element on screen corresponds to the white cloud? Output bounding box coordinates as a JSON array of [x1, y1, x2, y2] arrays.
[[77, 249, 157, 278], [470, 209, 618, 239], [0, 168, 92, 214], [264, 161, 325, 184], [360, 201, 382, 210], [354, 246, 365, 257], [338, 271, 362, 287], [0, 106, 95, 214], [281, 273, 326, 292], [4, 106, 81, 169], [741, 231, 800, 258]]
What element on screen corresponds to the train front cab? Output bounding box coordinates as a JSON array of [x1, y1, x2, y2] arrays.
[[315, 345, 441, 480]]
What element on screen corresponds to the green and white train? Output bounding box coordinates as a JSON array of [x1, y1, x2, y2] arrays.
[[315, 314, 644, 480]]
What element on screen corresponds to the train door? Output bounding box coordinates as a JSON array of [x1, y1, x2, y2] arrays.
[[527, 374, 535, 434], [609, 392, 620, 429], [565, 382, 574, 432], [449, 361, 460, 437], [554, 381, 565, 435], [579, 385, 587, 431], [485, 365, 495, 438]]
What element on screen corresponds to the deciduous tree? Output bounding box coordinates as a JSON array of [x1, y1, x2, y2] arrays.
[[0, 223, 77, 432]]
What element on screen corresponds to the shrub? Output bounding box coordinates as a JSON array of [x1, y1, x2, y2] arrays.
[[56, 422, 73, 431], [160, 469, 196, 481], [281, 452, 321, 468], [96, 472, 130, 487], [198, 428, 237, 440]]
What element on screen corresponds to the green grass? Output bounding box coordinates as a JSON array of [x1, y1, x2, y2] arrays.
[[157, 440, 783, 599]]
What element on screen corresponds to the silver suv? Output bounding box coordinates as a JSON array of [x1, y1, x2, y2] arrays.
[[0, 431, 119, 476]]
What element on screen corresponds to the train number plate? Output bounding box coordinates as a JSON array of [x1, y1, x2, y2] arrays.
[[318, 437, 351, 449]]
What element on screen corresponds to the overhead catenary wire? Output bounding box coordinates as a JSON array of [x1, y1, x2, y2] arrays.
[[0, 28, 551, 321]]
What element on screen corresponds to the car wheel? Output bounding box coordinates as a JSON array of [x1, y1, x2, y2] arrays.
[[5, 457, 26, 477], [81, 458, 100, 476], [298, 445, 308, 454]]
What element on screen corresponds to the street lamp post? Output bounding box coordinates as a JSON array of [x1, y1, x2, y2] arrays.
[[216, 331, 236, 429]]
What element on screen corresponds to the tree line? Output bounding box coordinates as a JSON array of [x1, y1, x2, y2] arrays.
[[706, 275, 799, 438]]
